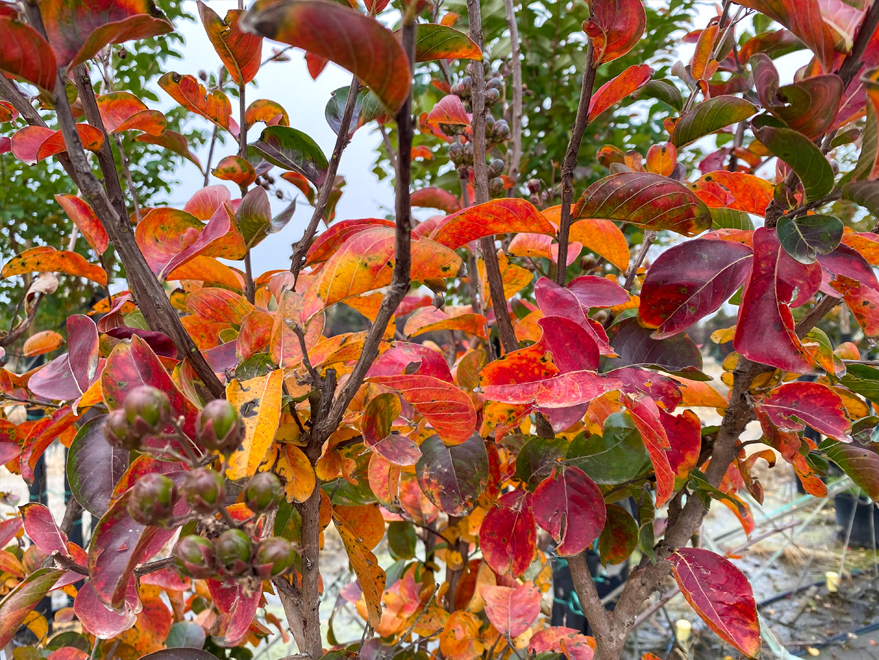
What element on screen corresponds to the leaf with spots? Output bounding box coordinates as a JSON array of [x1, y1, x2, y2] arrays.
[[574, 172, 711, 236], [415, 432, 488, 516], [480, 490, 536, 578], [638, 238, 752, 339], [22, 330, 64, 357], [333, 508, 387, 627], [585, 0, 646, 65], [2, 246, 107, 286], [226, 369, 284, 480], [159, 72, 234, 133], [482, 581, 541, 638], [198, 1, 262, 85], [0, 569, 64, 648], [669, 548, 760, 657]]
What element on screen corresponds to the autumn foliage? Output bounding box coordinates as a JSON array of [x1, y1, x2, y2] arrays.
[[2, 0, 879, 659]]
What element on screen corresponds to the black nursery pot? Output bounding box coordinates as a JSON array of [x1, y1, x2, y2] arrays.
[[835, 493, 879, 548]]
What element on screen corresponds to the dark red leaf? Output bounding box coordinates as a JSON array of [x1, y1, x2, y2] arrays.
[[757, 381, 850, 441], [73, 579, 138, 639], [623, 396, 675, 507], [20, 502, 68, 556], [480, 490, 536, 578]]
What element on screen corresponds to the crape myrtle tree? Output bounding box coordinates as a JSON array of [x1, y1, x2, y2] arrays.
[[3, 0, 879, 659]]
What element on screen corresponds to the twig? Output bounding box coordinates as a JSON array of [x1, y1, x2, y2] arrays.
[[468, 0, 519, 354], [379, 123, 397, 172], [134, 556, 176, 577], [290, 79, 361, 282], [59, 496, 82, 536], [292, 323, 322, 385], [555, 41, 597, 284], [623, 231, 656, 291], [0, 393, 63, 408], [203, 125, 219, 187], [113, 134, 142, 222], [503, 0, 523, 185]]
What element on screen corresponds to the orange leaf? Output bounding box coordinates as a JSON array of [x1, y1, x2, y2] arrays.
[[54, 195, 109, 254], [159, 72, 234, 133], [198, 1, 262, 86], [2, 246, 107, 286], [588, 64, 653, 122], [23, 331, 64, 358], [568, 219, 630, 271]]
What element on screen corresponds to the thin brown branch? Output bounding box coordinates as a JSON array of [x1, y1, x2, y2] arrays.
[[59, 496, 82, 537], [317, 16, 417, 441], [290, 79, 361, 281], [113, 134, 142, 222], [503, 0, 523, 184], [134, 556, 176, 577], [468, 0, 519, 354], [48, 62, 226, 399], [556, 42, 597, 284], [0, 293, 43, 348], [203, 124, 219, 187]]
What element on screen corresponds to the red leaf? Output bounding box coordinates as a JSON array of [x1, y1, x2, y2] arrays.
[[305, 218, 395, 266], [427, 94, 471, 126], [482, 582, 541, 638], [198, 1, 262, 86], [480, 490, 536, 578], [598, 504, 638, 565], [818, 244, 879, 291], [20, 502, 69, 556], [588, 64, 653, 121], [0, 518, 23, 548], [585, 0, 646, 65], [0, 16, 57, 92], [430, 198, 555, 250], [186, 287, 254, 325], [55, 194, 109, 254], [242, 0, 411, 112], [367, 342, 454, 383], [733, 227, 812, 373], [623, 396, 675, 507], [367, 375, 477, 445], [661, 409, 702, 482], [411, 187, 462, 213], [28, 315, 99, 401], [529, 627, 595, 660], [537, 316, 600, 372], [734, 0, 836, 72], [669, 548, 760, 657], [639, 238, 752, 338], [73, 579, 138, 639], [96, 91, 165, 135], [88, 487, 185, 608], [101, 335, 200, 439], [363, 393, 422, 466], [0, 569, 64, 647], [223, 588, 262, 645], [757, 381, 850, 440], [134, 205, 234, 279], [482, 368, 620, 409], [534, 276, 624, 354], [41, 0, 172, 68], [532, 467, 606, 555]]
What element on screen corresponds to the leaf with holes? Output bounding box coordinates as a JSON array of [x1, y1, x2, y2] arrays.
[[198, 1, 262, 85], [639, 238, 753, 338], [669, 548, 760, 657], [532, 467, 606, 556], [242, 0, 411, 112], [574, 172, 711, 236]]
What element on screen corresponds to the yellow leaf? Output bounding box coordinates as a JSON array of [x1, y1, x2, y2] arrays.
[[334, 511, 387, 628], [440, 611, 485, 660], [569, 218, 630, 272], [478, 250, 532, 305], [275, 444, 315, 503], [710, 326, 736, 344], [669, 376, 729, 408], [226, 369, 284, 480]]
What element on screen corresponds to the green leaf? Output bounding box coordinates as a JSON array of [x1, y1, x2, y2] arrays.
[[387, 520, 417, 559], [414, 23, 482, 62], [638, 79, 683, 111], [566, 413, 650, 484], [671, 96, 757, 147], [710, 207, 754, 230], [847, 98, 878, 183], [250, 125, 328, 186], [166, 621, 207, 649], [823, 440, 879, 500], [776, 214, 843, 263], [842, 180, 879, 219], [515, 436, 569, 487], [751, 118, 834, 202], [325, 86, 386, 139], [840, 364, 879, 403]]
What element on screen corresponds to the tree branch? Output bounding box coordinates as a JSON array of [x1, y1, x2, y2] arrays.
[[50, 66, 226, 399], [555, 42, 597, 284], [503, 0, 524, 186], [468, 0, 519, 354], [290, 79, 361, 282]]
